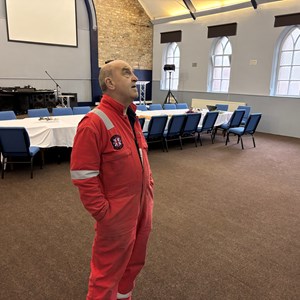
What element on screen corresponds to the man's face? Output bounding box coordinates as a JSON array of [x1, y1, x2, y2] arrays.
[[110, 61, 139, 105]]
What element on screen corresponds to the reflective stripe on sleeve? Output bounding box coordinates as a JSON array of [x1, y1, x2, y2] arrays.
[[91, 108, 114, 130], [70, 170, 99, 180]]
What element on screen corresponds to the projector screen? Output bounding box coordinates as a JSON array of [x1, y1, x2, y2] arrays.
[[5, 0, 77, 47]]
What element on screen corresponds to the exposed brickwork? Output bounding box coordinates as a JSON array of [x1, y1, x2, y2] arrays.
[[95, 0, 153, 70]]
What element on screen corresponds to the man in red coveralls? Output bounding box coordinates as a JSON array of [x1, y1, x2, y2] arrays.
[[70, 60, 154, 300]]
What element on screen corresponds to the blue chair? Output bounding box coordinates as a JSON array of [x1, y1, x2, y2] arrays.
[[52, 107, 73, 116], [237, 105, 251, 125], [138, 117, 145, 130], [27, 108, 50, 118], [176, 103, 189, 109], [180, 113, 202, 147], [225, 113, 262, 149], [73, 106, 91, 115], [0, 110, 17, 120], [163, 104, 176, 110], [148, 104, 163, 111], [197, 111, 219, 146], [0, 127, 42, 178], [214, 109, 245, 140], [136, 104, 148, 111], [216, 104, 229, 111], [143, 115, 168, 151], [163, 114, 186, 151]]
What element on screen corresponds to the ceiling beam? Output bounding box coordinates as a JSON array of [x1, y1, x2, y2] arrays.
[[183, 0, 196, 20], [151, 0, 282, 25]]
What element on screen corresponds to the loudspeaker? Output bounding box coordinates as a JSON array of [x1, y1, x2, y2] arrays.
[[31, 94, 45, 109], [59, 93, 77, 108]]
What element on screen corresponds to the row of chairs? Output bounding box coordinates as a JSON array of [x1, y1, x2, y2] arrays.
[[0, 106, 92, 120], [137, 103, 189, 111], [141, 109, 262, 151]]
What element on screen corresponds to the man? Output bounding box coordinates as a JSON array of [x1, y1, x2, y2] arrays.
[[70, 60, 154, 300]]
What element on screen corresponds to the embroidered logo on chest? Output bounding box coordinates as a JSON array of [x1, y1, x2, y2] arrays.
[[110, 135, 123, 150]]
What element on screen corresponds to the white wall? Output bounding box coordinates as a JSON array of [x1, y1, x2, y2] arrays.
[[0, 0, 92, 102], [152, 0, 300, 138]]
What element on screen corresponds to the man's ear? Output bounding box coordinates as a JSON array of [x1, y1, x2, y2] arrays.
[[105, 77, 114, 89]]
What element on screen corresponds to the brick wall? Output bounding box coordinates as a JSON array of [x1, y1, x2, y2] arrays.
[[95, 0, 153, 70]]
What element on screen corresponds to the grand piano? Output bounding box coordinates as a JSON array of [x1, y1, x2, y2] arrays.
[[0, 86, 56, 114]]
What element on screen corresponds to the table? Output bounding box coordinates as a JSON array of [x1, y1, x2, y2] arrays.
[[136, 109, 233, 132], [0, 115, 84, 148]]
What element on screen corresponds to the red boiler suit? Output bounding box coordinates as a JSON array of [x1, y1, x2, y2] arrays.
[[70, 95, 154, 300]]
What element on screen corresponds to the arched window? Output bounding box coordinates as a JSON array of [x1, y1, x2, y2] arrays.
[[272, 26, 300, 97], [208, 37, 232, 93], [161, 42, 180, 90]]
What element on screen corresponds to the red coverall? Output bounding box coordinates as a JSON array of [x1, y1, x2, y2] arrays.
[[70, 95, 154, 300]]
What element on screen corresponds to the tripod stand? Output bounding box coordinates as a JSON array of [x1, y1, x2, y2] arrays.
[[164, 71, 178, 104]]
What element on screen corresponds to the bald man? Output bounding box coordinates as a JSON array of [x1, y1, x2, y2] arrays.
[[70, 60, 154, 300]]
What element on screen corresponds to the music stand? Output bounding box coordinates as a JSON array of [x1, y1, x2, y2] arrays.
[[163, 64, 178, 104]]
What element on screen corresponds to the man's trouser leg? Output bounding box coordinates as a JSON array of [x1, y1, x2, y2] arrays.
[[86, 229, 136, 300]]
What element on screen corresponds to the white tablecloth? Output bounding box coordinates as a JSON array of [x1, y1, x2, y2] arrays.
[[0, 115, 85, 148]]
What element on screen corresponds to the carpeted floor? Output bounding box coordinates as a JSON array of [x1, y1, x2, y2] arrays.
[[0, 132, 299, 300]]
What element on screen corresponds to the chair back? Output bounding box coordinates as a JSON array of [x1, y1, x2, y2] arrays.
[[227, 109, 245, 128], [73, 106, 91, 115], [216, 104, 229, 111], [244, 113, 262, 134], [0, 110, 17, 120], [200, 111, 219, 132], [237, 105, 251, 124], [146, 115, 168, 139], [163, 104, 176, 110], [136, 104, 148, 111], [182, 113, 201, 135], [165, 114, 186, 137], [0, 127, 30, 157], [52, 107, 73, 116], [176, 103, 188, 109], [138, 117, 145, 130], [149, 104, 163, 111], [27, 108, 50, 118]]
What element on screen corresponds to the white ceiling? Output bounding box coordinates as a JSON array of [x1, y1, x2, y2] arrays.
[[137, 0, 282, 23]]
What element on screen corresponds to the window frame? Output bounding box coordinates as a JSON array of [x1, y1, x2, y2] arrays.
[[161, 42, 180, 91], [271, 25, 300, 97], [207, 36, 232, 93]]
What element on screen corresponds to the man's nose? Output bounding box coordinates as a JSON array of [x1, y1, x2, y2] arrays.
[[132, 74, 138, 81]]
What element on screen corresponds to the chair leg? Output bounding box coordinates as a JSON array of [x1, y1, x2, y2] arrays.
[[199, 133, 203, 146], [194, 134, 197, 147], [164, 138, 169, 152], [252, 135, 256, 148], [30, 157, 34, 179], [179, 136, 183, 150], [1, 157, 5, 179], [225, 132, 230, 145], [241, 137, 244, 150]]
